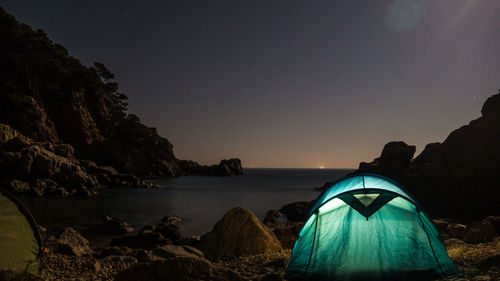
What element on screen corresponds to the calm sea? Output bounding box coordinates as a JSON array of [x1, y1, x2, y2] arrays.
[[19, 168, 352, 243]]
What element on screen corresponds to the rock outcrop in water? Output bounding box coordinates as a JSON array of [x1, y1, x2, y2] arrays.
[[356, 91, 500, 220], [0, 7, 242, 196]]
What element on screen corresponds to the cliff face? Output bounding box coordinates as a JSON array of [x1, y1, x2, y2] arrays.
[[0, 7, 242, 196], [357, 91, 500, 220]]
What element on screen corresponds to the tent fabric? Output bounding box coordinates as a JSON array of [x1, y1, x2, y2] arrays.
[[285, 174, 461, 281], [0, 189, 41, 275]]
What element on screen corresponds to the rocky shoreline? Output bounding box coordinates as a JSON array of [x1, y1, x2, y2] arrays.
[[1, 204, 498, 281], [1, 5, 500, 281], [0, 122, 243, 197], [0, 6, 243, 198]]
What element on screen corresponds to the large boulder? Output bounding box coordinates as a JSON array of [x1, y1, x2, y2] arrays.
[[198, 207, 282, 260], [53, 227, 95, 256], [114, 256, 247, 281]]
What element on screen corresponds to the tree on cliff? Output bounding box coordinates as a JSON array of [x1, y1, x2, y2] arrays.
[[91, 62, 129, 124]]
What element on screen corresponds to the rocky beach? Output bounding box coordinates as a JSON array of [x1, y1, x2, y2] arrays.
[[1, 3, 500, 281], [1, 205, 499, 280]]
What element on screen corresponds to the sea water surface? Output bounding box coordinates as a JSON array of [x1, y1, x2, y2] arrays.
[[19, 168, 352, 243]]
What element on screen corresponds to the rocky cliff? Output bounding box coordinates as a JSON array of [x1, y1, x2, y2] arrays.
[[357, 91, 500, 220], [0, 7, 242, 196]]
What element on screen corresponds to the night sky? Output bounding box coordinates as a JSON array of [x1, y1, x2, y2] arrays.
[[1, 0, 499, 168]]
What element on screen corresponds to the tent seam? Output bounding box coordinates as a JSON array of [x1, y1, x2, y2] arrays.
[[305, 210, 319, 273], [417, 212, 444, 275]]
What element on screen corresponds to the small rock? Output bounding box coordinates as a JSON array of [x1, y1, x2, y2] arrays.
[[494, 236, 500, 251], [152, 245, 205, 259], [447, 223, 468, 240], [432, 219, 449, 235], [53, 144, 74, 157], [483, 216, 500, 234], [161, 215, 181, 224], [100, 255, 138, 264], [131, 248, 160, 263], [155, 222, 182, 242], [98, 246, 131, 258], [472, 276, 492, 281], [176, 235, 201, 247], [94, 216, 133, 235], [464, 228, 486, 244], [279, 201, 314, 222], [110, 232, 168, 250], [272, 226, 297, 249], [263, 210, 281, 226], [464, 221, 496, 244], [444, 238, 466, 250], [54, 227, 94, 256]]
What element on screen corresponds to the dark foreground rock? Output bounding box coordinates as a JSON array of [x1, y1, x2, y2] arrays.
[[114, 256, 248, 281], [47, 227, 95, 256], [108, 218, 184, 250], [433, 216, 500, 244], [445, 238, 500, 280], [35, 210, 500, 281], [263, 209, 303, 249], [198, 207, 282, 260], [152, 245, 205, 259], [110, 232, 169, 250], [279, 201, 314, 222]]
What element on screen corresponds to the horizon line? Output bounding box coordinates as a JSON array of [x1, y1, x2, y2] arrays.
[[243, 167, 356, 170]]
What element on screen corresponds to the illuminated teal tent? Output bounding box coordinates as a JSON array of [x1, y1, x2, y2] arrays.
[[285, 174, 461, 281]]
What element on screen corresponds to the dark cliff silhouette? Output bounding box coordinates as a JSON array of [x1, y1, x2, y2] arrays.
[[356, 90, 500, 220], [0, 7, 242, 196]]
